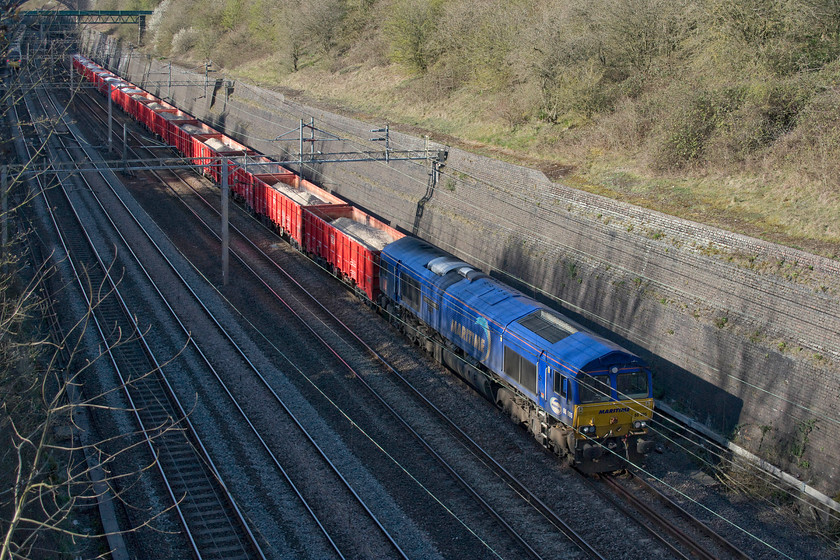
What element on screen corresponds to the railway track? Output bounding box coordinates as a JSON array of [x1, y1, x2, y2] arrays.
[[14, 73, 265, 559], [601, 471, 752, 560], [74, 82, 584, 560], [40, 76, 421, 557], [68, 64, 642, 560], [66, 60, 829, 560]]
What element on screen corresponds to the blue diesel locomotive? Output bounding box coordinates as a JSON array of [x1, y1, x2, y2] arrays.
[[379, 236, 655, 472]]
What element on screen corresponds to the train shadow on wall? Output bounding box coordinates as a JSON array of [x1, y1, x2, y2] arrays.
[[492, 244, 744, 437]]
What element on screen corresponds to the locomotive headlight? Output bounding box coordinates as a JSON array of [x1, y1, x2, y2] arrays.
[[633, 420, 648, 430], [580, 425, 597, 436]]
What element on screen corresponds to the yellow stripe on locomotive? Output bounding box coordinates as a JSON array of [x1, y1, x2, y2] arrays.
[[573, 398, 654, 440]]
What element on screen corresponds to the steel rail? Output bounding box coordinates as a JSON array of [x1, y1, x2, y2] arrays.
[[157, 140, 605, 560], [81, 78, 605, 560], [600, 474, 717, 560], [126, 149, 549, 559], [16, 86, 205, 560], [70, 85, 407, 560], [22, 76, 265, 560], [627, 472, 752, 560]]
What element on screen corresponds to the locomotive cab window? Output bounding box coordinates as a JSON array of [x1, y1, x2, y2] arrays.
[[400, 272, 422, 310], [578, 374, 612, 404], [553, 371, 568, 398], [616, 371, 648, 398]]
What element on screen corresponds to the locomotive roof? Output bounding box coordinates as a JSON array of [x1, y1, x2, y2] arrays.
[[384, 236, 646, 375]]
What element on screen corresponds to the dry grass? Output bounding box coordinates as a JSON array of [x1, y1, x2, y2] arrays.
[[227, 57, 840, 258], [164, 0, 840, 261]]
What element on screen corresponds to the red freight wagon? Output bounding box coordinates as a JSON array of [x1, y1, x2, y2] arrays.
[[83, 63, 99, 82], [303, 205, 404, 300], [91, 69, 115, 92], [226, 155, 297, 210], [255, 173, 342, 245], [106, 80, 133, 110], [103, 76, 130, 98], [146, 104, 182, 139], [128, 94, 164, 129], [76, 55, 106, 84], [117, 87, 145, 113], [175, 122, 219, 162], [71, 55, 83, 76], [194, 135, 251, 182], [95, 71, 120, 93], [72, 56, 87, 80], [227, 155, 271, 207], [155, 109, 197, 148], [72, 55, 89, 80]]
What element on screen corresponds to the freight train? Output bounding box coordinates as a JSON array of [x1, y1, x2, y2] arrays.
[[72, 53, 655, 472]]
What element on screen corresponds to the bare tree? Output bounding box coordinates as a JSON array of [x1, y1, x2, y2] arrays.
[[0, 250, 184, 560], [301, 0, 347, 56], [0, 18, 184, 559]]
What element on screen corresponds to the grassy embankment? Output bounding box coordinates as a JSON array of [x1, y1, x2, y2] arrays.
[[102, 0, 840, 259]]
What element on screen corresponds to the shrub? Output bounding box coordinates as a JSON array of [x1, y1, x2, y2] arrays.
[[773, 81, 840, 185], [654, 85, 742, 168], [385, 0, 443, 72], [704, 77, 813, 164], [171, 27, 200, 54]]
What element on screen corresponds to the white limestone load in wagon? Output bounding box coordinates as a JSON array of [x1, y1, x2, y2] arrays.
[[204, 137, 241, 152], [330, 217, 394, 251], [180, 124, 207, 135], [273, 182, 327, 206], [230, 155, 269, 167], [252, 162, 284, 174], [204, 137, 228, 151], [147, 102, 167, 110], [131, 94, 150, 100], [229, 156, 283, 174], [160, 111, 185, 120]]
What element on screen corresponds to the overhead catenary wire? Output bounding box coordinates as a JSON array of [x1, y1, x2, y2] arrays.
[[47, 51, 840, 441], [68, 48, 840, 545], [58, 51, 840, 440], [17, 23, 835, 558], [185, 67, 840, 537]]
